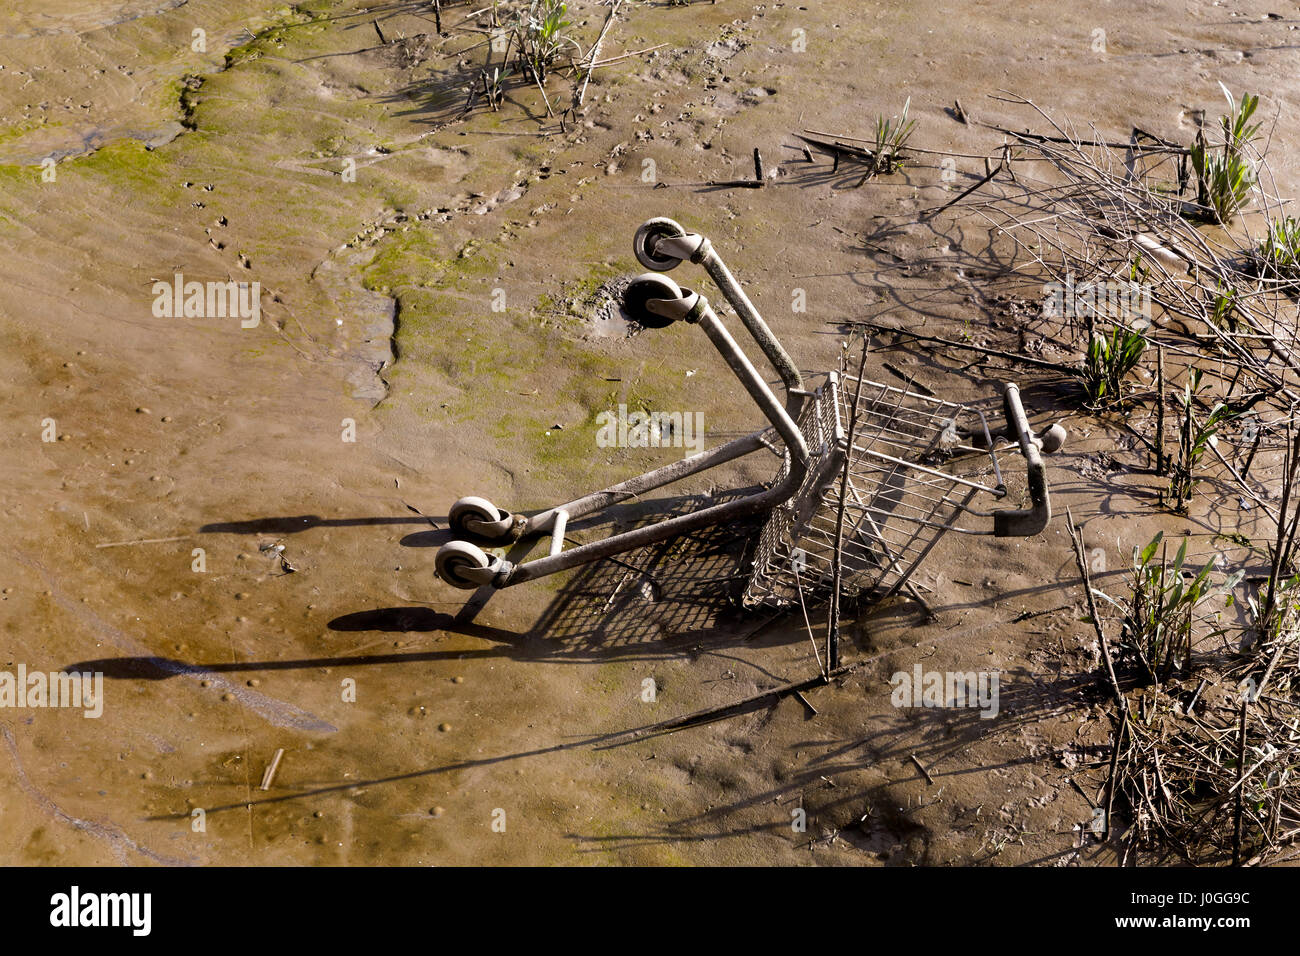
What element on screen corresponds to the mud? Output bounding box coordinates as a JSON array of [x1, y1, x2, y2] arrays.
[[2, 0, 1298, 865]]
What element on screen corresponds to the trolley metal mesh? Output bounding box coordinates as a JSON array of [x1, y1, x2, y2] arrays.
[[742, 353, 1007, 609]]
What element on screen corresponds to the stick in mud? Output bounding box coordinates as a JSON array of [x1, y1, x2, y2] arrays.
[[1104, 716, 1126, 843], [828, 343, 871, 671], [837, 318, 1074, 374], [1156, 345, 1167, 476], [260, 748, 285, 791], [927, 160, 1004, 219], [793, 691, 818, 716], [1066, 508, 1126, 714], [984, 123, 1188, 155], [1241, 424, 1263, 480], [96, 535, 191, 549], [882, 361, 935, 396], [591, 44, 668, 68], [573, 0, 621, 111], [794, 134, 875, 175], [1233, 698, 1248, 865], [627, 664, 863, 741], [909, 753, 935, 786]]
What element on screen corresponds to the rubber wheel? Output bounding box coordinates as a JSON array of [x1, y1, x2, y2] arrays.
[[436, 540, 494, 590], [622, 273, 683, 329], [633, 218, 688, 272], [1038, 423, 1067, 454], [448, 496, 511, 540]]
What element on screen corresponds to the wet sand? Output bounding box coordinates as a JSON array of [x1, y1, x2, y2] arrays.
[[2, 0, 1298, 865]]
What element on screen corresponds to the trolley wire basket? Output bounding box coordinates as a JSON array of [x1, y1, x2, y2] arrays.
[[741, 347, 1048, 609]]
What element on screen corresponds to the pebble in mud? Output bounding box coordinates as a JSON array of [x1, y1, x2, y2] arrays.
[[430, 807, 445, 817], [438, 723, 452, 732]]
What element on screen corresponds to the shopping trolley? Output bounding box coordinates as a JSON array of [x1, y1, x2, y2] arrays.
[[434, 217, 1065, 607]]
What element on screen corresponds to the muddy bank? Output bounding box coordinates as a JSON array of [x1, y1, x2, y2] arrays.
[[3, 0, 1299, 866]]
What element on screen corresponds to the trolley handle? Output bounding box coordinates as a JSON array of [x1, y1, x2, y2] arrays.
[[992, 383, 1051, 537]]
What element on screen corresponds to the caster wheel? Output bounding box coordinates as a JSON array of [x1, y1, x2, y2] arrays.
[[633, 218, 689, 271], [622, 273, 683, 329], [1037, 423, 1067, 454], [448, 496, 512, 540], [436, 540, 496, 590]]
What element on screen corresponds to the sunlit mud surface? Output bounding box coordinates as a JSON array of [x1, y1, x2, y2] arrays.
[[3, 0, 1300, 865]]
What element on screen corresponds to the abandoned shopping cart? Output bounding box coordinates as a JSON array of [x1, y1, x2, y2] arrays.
[[434, 217, 1065, 611]]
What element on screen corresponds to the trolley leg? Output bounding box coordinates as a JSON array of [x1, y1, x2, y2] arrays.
[[490, 293, 813, 588], [697, 247, 805, 414], [520, 431, 770, 537], [500, 460, 801, 586], [548, 509, 568, 556]]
